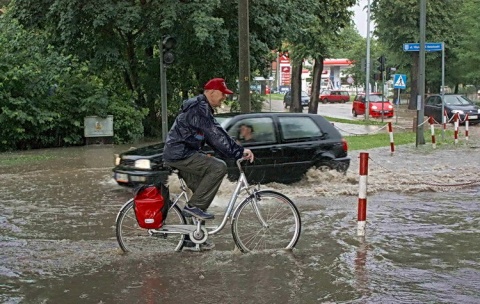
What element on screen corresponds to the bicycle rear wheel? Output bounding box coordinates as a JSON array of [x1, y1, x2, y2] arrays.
[[231, 190, 301, 253], [116, 200, 186, 253]]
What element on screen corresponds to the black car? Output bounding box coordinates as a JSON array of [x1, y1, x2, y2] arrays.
[[284, 90, 309, 108], [424, 94, 480, 124], [113, 112, 350, 187]]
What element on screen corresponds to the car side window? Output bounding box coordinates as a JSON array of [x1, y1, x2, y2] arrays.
[[227, 117, 276, 145], [278, 116, 323, 141]]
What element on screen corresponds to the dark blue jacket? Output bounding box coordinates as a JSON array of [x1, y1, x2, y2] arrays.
[[163, 94, 244, 162]]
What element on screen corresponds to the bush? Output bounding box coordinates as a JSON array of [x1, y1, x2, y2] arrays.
[[0, 17, 147, 151]]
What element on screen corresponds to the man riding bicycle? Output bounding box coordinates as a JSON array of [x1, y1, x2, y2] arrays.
[[163, 78, 254, 250]]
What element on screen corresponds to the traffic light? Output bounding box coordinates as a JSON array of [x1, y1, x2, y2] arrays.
[[162, 35, 176, 65], [386, 67, 395, 80], [377, 55, 386, 72]]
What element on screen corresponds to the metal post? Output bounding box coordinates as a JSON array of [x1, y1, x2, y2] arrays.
[[381, 72, 385, 123], [160, 42, 168, 142], [416, 0, 426, 147], [238, 0, 251, 113], [365, 0, 371, 119], [441, 42, 445, 140], [396, 88, 400, 124]]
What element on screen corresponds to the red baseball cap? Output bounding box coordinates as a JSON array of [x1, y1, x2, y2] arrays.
[[204, 78, 234, 94]]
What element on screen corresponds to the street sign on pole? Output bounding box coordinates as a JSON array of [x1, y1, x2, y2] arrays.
[[403, 42, 443, 52], [393, 74, 407, 89]]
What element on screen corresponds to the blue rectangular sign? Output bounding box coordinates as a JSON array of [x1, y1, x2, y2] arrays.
[[403, 42, 443, 52]]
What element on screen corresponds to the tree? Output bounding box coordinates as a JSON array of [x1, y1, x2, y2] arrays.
[[0, 16, 145, 150], [282, 0, 356, 113], [371, 0, 462, 109], [12, 0, 292, 137], [451, 0, 480, 88]]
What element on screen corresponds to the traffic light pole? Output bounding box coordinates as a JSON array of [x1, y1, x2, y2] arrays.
[[160, 42, 168, 142]]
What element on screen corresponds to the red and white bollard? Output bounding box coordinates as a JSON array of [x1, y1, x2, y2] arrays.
[[357, 152, 368, 237], [454, 113, 459, 145], [465, 114, 469, 142], [443, 109, 447, 132], [429, 116, 436, 149], [388, 122, 394, 155]]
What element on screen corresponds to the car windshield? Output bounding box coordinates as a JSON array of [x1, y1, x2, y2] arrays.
[[444, 95, 472, 105], [216, 116, 232, 127], [367, 95, 388, 102], [301, 91, 309, 97]]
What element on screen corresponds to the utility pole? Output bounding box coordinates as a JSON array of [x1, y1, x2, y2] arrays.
[[416, 0, 426, 146], [238, 0, 251, 112], [365, 0, 371, 119]]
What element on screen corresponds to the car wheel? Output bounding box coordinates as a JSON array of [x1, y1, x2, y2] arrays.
[[315, 159, 335, 172], [322, 98, 328, 104], [352, 109, 357, 117]]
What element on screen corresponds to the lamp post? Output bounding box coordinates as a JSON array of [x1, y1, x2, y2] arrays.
[[365, 0, 371, 119], [416, 0, 426, 146]]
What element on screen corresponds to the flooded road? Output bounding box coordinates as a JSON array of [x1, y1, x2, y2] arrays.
[[1, 137, 480, 303]]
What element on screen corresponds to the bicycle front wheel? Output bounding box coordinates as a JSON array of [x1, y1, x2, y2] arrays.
[[116, 200, 186, 253], [231, 190, 301, 253]]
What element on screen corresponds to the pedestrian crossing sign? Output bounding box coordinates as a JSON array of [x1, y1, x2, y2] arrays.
[[393, 74, 407, 89]]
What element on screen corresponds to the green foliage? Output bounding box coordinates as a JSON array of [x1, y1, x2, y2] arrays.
[[371, 0, 463, 94], [0, 16, 146, 151], [451, 0, 480, 87]]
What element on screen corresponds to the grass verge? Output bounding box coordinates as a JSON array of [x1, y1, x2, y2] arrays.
[[0, 154, 53, 167], [347, 130, 455, 150]]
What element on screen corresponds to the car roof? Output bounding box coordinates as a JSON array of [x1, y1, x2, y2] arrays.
[[357, 92, 382, 95]]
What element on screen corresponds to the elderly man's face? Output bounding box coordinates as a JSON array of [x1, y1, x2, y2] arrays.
[[205, 90, 227, 107]]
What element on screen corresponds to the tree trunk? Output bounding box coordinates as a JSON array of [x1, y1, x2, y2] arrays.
[[290, 58, 303, 113], [308, 56, 324, 114], [408, 52, 419, 110]]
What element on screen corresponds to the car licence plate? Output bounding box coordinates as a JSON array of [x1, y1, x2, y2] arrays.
[[469, 115, 478, 119], [115, 173, 129, 183]]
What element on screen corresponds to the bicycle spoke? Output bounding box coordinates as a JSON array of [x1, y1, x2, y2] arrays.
[[116, 202, 186, 253], [232, 191, 301, 253]]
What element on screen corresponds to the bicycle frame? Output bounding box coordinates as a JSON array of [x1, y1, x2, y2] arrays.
[[165, 158, 269, 236]]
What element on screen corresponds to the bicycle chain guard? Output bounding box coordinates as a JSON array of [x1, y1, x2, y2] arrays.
[[189, 226, 208, 244]]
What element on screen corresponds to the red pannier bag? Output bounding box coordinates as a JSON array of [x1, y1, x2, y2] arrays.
[[133, 183, 169, 229]]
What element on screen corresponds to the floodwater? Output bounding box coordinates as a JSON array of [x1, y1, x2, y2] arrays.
[[1, 135, 480, 303]]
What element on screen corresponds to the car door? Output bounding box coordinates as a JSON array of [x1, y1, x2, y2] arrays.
[[355, 96, 366, 114], [225, 116, 280, 184], [332, 91, 341, 103], [276, 115, 322, 182], [425, 96, 442, 123]]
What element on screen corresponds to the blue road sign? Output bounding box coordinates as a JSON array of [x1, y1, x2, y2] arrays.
[[403, 42, 443, 52], [393, 74, 407, 89]]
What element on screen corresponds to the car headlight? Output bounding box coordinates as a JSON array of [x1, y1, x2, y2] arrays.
[[134, 159, 151, 169], [371, 105, 378, 110], [114, 154, 121, 166], [451, 110, 464, 114]]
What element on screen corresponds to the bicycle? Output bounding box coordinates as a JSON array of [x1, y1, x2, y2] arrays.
[[115, 158, 301, 253]]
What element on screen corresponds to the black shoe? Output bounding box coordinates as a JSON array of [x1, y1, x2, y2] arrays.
[[183, 240, 215, 252], [183, 205, 215, 220]]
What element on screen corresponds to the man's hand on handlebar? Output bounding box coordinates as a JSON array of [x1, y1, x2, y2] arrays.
[[243, 149, 254, 163]]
